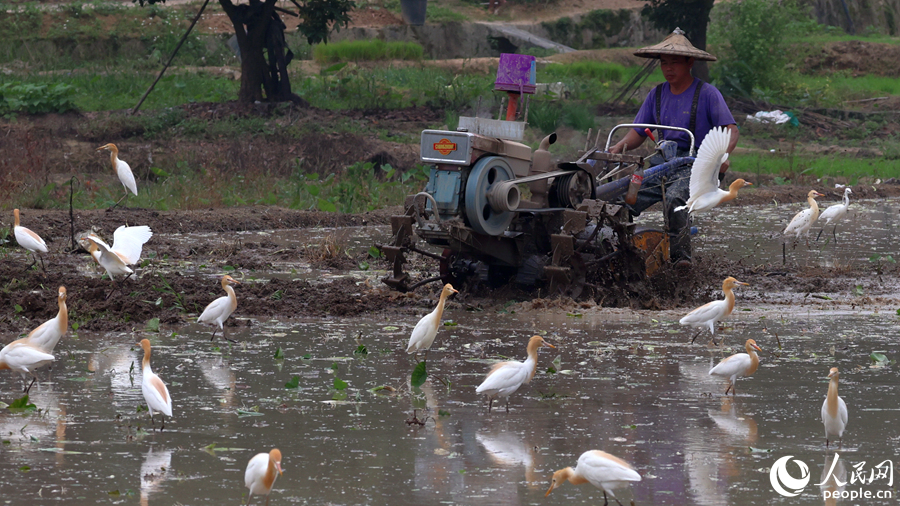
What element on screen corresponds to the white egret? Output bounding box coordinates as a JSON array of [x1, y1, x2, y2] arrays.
[[682, 277, 749, 346], [475, 335, 555, 412], [674, 126, 751, 214], [96, 143, 137, 208], [198, 275, 241, 342], [821, 367, 848, 448], [545, 450, 642, 506], [139, 339, 173, 430], [406, 283, 458, 361], [816, 187, 852, 242], [708, 338, 761, 395], [13, 208, 49, 270], [244, 448, 283, 506]]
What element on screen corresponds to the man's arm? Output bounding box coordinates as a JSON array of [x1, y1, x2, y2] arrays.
[[609, 129, 647, 154]]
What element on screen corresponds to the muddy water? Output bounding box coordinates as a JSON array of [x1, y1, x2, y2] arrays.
[[1, 308, 897, 505]]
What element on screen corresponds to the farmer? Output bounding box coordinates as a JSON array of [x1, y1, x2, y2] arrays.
[[609, 28, 739, 269]]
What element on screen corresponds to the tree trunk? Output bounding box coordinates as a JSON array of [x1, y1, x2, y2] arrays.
[[219, 0, 279, 104]]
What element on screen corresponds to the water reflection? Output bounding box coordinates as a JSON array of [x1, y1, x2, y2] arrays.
[[819, 453, 847, 506], [0, 311, 897, 505]]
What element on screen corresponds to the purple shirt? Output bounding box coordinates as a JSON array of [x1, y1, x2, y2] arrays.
[[633, 78, 736, 153]]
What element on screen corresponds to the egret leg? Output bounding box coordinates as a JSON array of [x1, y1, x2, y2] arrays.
[[265, 495, 270, 506], [505, 398, 510, 413], [782, 242, 786, 265], [724, 383, 733, 396], [832, 225, 838, 243], [838, 438, 842, 450], [825, 438, 830, 448], [602, 491, 609, 506], [488, 398, 493, 413], [160, 415, 165, 431], [24, 376, 37, 394], [222, 327, 238, 344], [111, 191, 129, 210], [209, 327, 219, 341], [816, 228, 824, 242], [24, 255, 36, 272], [245, 492, 253, 506], [689, 329, 704, 344]]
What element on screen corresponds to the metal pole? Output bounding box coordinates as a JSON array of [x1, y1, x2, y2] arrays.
[[131, 0, 211, 115]]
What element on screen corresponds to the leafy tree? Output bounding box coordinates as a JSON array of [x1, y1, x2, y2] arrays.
[[641, 0, 715, 81], [135, 0, 355, 104]]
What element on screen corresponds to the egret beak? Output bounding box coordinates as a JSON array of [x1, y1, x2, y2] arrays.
[[814, 191, 825, 197], [95, 144, 109, 152], [276, 462, 283, 476], [751, 343, 762, 352], [737, 281, 750, 286], [743, 181, 753, 187], [543, 341, 556, 349], [545, 482, 557, 497], [451, 288, 459, 294], [827, 370, 837, 379]]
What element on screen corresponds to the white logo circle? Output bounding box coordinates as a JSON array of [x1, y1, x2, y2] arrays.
[[770, 456, 810, 497]]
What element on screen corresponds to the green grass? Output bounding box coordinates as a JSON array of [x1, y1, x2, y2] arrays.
[[733, 152, 900, 184], [426, 5, 467, 22], [313, 40, 424, 63]]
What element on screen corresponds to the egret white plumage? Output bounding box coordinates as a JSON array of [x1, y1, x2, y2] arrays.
[[96, 143, 137, 208], [816, 187, 852, 242], [821, 367, 848, 448], [83, 225, 152, 298], [198, 275, 241, 342], [475, 335, 555, 412], [0, 342, 55, 394], [545, 450, 642, 506], [13, 208, 49, 270], [784, 190, 824, 245], [139, 339, 173, 430], [674, 126, 751, 214], [5, 287, 68, 387], [682, 277, 749, 346], [708, 338, 762, 395], [244, 448, 283, 506], [406, 283, 458, 361]]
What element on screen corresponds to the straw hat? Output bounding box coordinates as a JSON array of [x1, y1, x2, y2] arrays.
[[634, 28, 717, 61]]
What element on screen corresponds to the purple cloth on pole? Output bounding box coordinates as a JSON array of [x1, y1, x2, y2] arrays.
[[633, 78, 735, 152]]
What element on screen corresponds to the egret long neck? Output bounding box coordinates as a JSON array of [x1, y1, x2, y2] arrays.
[[142, 348, 151, 371], [58, 297, 68, 334], [13, 209, 20, 227], [842, 192, 850, 207], [524, 340, 543, 383], [564, 468, 588, 486], [826, 375, 839, 417], [724, 285, 736, 316], [745, 343, 759, 375], [109, 151, 118, 172], [225, 285, 237, 311], [808, 195, 820, 222], [263, 459, 278, 489], [434, 290, 450, 323], [721, 181, 743, 204]]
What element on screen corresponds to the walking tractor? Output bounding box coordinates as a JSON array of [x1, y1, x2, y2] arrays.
[[378, 54, 697, 296]]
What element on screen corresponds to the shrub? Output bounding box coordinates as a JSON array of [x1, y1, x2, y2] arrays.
[[709, 0, 809, 97], [543, 61, 625, 82], [527, 101, 562, 134], [0, 82, 77, 115]]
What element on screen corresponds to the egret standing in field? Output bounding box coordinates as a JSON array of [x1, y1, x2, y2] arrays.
[[96, 143, 138, 208], [406, 283, 458, 361], [783, 190, 825, 262], [139, 339, 172, 430], [0, 342, 55, 394], [816, 187, 852, 242], [675, 126, 752, 214], [475, 335, 555, 413], [13, 208, 49, 270], [682, 277, 749, 346], [198, 275, 241, 342], [244, 448, 283, 506], [545, 450, 642, 506], [708, 338, 762, 396], [822, 367, 848, 448]]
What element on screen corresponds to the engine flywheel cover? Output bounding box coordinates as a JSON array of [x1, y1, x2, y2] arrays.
[[463, 156, 516, 236]]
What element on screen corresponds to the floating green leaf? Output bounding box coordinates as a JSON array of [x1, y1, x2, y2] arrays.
[[223, 265, 236, 272], [438, 410, 451, 417], [443, 321, 458, 326], [369, 385, 395, 394], [237, 409, 264, 418], [368, 246, 383, 259], [19, 466, 30, 472], [411, 361, 427, 388], [566, 312, 583, 318], [8, 395, 36, 412], [274, 347, 285, 360], [333, 377, 348, 390], [853, 285, 864, 296], [870, 352, 889, 367], [146, 318, 160, 332], [284, 376, 300, 389], [749, 447, 772, 453], [354, 345, 368, 356], [358, 261, 369, 271], [302, 353, 311, 360], [382, 326, 399, 331]]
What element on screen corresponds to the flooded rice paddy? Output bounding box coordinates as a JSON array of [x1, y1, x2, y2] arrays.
[[1, 308, 898, 505]]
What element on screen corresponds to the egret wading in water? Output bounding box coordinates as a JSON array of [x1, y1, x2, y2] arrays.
[[198, 275, 241, 342], [783, 190, 824, 262], [545, 450, 642, 506], [13, 208, 49, 270], [822, 367, 848, 448], [674, 126, 752, 214], [476, 335, 555, 412], [709, 338, 762, 395], [682, 277, 749, 346], [96, 143, 138, 208], [139, 339, 173, 430], [816, 187, 852, 242], [406, 283, 458, 361], [6, 286, 68, 382], [83, 225, 153, 299], [244, 448, 283, 506], [0, 342, 55, 394]]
